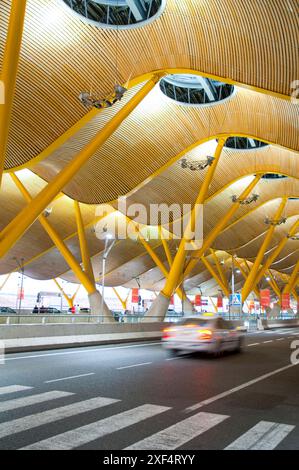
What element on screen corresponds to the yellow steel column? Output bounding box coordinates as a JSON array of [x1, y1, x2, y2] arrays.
[[252, 218, 299, 292], [74, 201, 95, 284], [10, 173, 96, 294], [201, 256, 230, 297], [53, 279, 73, 309], [113, 287, 128, 310], [183, 175, 262, 281], [242, 197, 287, 302], [0, 0, 27, 186], [234, 258, 259, 297], [0, 75, 161, 258], [283, 259, 299, 294], [209, 249, 229, 291], [158, 226, 173, 267], [71, 284, 81, 305], [266, 270, 281, 299], [161, 138, 226, 299]]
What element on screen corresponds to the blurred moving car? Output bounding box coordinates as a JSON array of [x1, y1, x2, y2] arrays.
[[162, 314, 244, 356], [0, 306, 16, 314]]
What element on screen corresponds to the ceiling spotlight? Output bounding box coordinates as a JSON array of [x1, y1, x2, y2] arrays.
[[43, 207, 52, 218], [180, 155, 215, 171], [264, 216, 287, 226], [231, 193, 259, 205], [79, 84, 127, 110], [265, 276, 271, 281]]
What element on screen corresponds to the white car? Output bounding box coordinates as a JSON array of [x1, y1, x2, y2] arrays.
[[162, 314, 244, 356]]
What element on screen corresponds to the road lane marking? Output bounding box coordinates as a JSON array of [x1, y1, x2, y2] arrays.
[[277, 338, 285, 341], [263, 340, 273, 343], [22, 404, 170, 450], [0, 396, 119, 439], [126, 412, 228, 450], [45, 373, 95, 383], [0, 385, 32, 396], [5, 342, 161, 362], [117, 362, 152, 370], [225, 421, 295, 450], [0, 391, 73, 413], [185, 362, 298, 412], [165, 357, 182, 361], [247, 343, 260, 346]]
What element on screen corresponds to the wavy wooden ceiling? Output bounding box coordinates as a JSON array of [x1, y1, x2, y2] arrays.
[[0, 0, 298, 294]]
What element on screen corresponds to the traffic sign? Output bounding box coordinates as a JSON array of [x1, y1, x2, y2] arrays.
[[229, 293, 242, 306]]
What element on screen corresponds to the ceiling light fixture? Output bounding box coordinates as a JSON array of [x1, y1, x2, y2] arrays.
[[79, 84, 127, 110], [231, 193, 260, 205], [180, 155, 215, 171], [264, 216, 287, 226]]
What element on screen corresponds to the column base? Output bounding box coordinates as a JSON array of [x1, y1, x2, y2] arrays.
[[144, 292, 170, 322], [88, 290, 114, 323]]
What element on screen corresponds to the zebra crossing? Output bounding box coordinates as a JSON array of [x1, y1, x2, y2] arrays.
[[0, 384, 297, 450]]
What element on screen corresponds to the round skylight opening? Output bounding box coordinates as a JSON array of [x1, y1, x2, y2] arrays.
[[159, 74, 235, 107], [61, 0, 165, 29], [224, 137, 269, 150]]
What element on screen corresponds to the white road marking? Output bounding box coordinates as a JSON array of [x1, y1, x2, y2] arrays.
[[247, 343, 260, 346], [225, 421, 295, 450], [185, 362, 298, 412], [263, 340, 273, 343], [126, 412, 228, 450], [277, 338, 285, 341], [0, 396, 119, 439], [5, 342, 161, 362], [165, 357, 182, 361], [0, 385, 32, 396], [45, 373, 95, 383], [0, 391, 73, 413], [117, 362, 152, 370], [22, 404, 170, 450]]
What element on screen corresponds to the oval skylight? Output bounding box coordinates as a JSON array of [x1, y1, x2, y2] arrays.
[[224, 137, 269, 150], [159, 74, 235, 106], [61, 0, 165, 29]]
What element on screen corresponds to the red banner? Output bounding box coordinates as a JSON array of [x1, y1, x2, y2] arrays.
[[217, 294, 223, 308], [131, 288, 139, 304], [169, 295, 174, 306], [260, 289, 270, 307], [195, 295, 202, 307], [17, 288, 24, 300], [282, 293, 290, 310]]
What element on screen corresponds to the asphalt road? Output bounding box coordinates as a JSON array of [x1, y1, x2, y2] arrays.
[[1, 327, 299, 450]]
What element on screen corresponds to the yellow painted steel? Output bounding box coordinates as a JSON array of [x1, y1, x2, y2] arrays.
[[10, 173, 96, 295], [161, 138, 226, 298], [234, 258, 259, 298], [210, 249, 229, 291], [74, 201, 95, 284], [283, 259, 299, 294], [53, 279, 73, 309], [242, 197, 287, 302], [159, 226, 173, 268], [0, 273, 11, 291], [0, 75, 161, 258], [183, 175, 262, 282], [209, 296, 217, 313], [0, 0, 27, 186], [266, 270, 281, 299], [201, 256, 230, 297], [113, 287, 128, 310], [252, 218, 299, 292]]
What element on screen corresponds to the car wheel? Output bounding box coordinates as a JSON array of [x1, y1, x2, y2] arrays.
[[234, 338, 243, 353]]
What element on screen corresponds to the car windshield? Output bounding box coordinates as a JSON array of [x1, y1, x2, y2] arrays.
[[178, 318, 212, 327]]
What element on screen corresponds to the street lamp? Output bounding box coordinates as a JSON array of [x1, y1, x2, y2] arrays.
[[100, 233, 115, 322], [13, 257, 25, 314]]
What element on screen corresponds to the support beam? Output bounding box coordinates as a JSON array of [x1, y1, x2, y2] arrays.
[[160, 138, 226, 300], [0, 0, 27, 186], [10, 173, 96, 295], [201, 256, 230, 297], [113, 287, 128, 310], [74, 201, 95, 284], [242, 197, 287, 302], [234, 258, 259, 298], [183, 175, 262, 281], [251, 218, 299, 293], [209, 249, 229, 291], [0, 75, 161, 258], [209, 296, 217, 313], [53, 279, 73, 309], [266, 270, 281, 299], [283, 259, 299, 294], [159, 226, 173, 268]]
